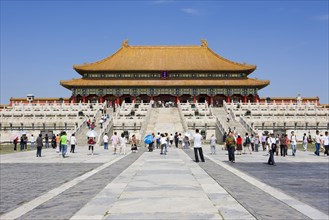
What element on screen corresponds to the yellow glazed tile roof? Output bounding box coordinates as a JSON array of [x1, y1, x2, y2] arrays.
[[60, 78, 269, 89], [73, 40, 256, 73]]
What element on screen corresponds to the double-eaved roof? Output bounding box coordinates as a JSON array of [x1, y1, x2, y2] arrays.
[[61, 40, 269, 90]]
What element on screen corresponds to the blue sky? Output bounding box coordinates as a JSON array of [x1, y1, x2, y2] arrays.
[[1, 0, 328, 104]]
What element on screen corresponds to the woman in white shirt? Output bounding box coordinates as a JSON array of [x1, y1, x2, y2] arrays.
[[70, 134, 77, 153], [160, 134, 167, 155], [210, 134, 217, 154], [119, 133, 127, 155]]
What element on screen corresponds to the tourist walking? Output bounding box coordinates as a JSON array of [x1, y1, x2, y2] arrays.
[[279, 134, 287, 156], [243, 133, 252, 154], [165, 133, 169, 153], [88, 136, 96, 155], [226, 132, 236, 163], [60, 132, 68, 158], [254, 135, 260, 152], [23, 135, 28, 151], [103, 133, 109, 150], [323, 131, 329, 156], [160, 134, 167, 155], [20, 136, 24, 151], [156, 132, 161, 149], [30, 134, 35, 150], [148, 133, 154, 152], [250, 134, 255, 151], [45, 134, 49, 148], [111, 132, 120, 154], [314, 130, 321, 156], [302, 133, 308, 151], [178, 133, 183, 148], [183, 135, 190, 149], [236, 134, 243, 155], [261, 134, 267, 151], [284, 134, 289, 156], [120, 133, 127, 155], [275, 134, 280, 156], [169, 134, 174, 147], [51, 134, 56, 149], [70, 133, 77, 153], [290, 131, 297, 156], [56, 134, 61, 152], [267, 133, 276, 165], [131, 134, 138, 153], [13, 137, 18, 151], [36, 134, 43, 157], [174, 132, 179, 148], [193, 129, 205, 162], [210, 134, 217, 154]]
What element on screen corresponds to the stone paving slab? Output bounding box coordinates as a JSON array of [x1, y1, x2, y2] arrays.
[[225, 162, 329, 215], [184, 149, 312, 220], [0, 163, 101, 215], [16, 149, 145, 220], [71, 148, 254, 220]]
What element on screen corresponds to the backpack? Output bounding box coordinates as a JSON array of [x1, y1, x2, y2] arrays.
[[246, 137, 251, 144], [271, 143, 277, 151], [157, 137, 161, 143]]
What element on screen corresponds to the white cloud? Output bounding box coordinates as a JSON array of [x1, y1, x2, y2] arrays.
[[182, 8, 199, 15], [151, 0, 172, 4], [314, 14, 329, 21]]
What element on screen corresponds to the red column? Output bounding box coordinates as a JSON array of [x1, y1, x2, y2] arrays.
[[82, 96, 86, 103], [176, 96, 180, 104], [227, 95, 231, 103], [210, 96, 213, 105], [99, 96, 103, 103], [193, 96, 197, 103], [133, 96, 136, 103], [116, 97, 120, 105], [244, 95, 247, 103], [70, 95, 75, 103]]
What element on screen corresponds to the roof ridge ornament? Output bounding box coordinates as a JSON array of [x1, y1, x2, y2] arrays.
[[201, 39, 208, 47], [122, 39, 129, 47]]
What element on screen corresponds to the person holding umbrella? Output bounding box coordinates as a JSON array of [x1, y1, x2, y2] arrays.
[[87, 129, 97, 155], [144, 133, 155, 152]]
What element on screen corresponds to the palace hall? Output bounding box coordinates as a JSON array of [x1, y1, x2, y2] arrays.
[[60, 40, 269, 105]]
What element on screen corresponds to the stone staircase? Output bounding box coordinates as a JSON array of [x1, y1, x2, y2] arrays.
[[75, 109, 105, 144], [144, 108, 184, 135], [211, 107, 248, 135]]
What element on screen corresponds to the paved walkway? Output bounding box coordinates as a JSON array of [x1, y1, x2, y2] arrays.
[[0, 145, 328, 220]]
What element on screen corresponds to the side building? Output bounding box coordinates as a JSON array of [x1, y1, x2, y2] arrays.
[[60, 40, 270, 106]]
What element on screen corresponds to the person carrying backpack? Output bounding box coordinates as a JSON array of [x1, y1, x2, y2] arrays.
[[243, 133, 252, 154], [226, 132, 236, 163]]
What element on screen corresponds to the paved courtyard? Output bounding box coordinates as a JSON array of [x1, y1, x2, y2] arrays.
[[0, 145, 328, 220]]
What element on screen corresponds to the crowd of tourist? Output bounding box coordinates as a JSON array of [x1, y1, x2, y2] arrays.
[[222, 129, 329, 165], [11, 124, 329, 163]]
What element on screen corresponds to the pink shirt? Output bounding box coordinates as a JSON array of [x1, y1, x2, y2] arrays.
[[111, 135, 119, 145]]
